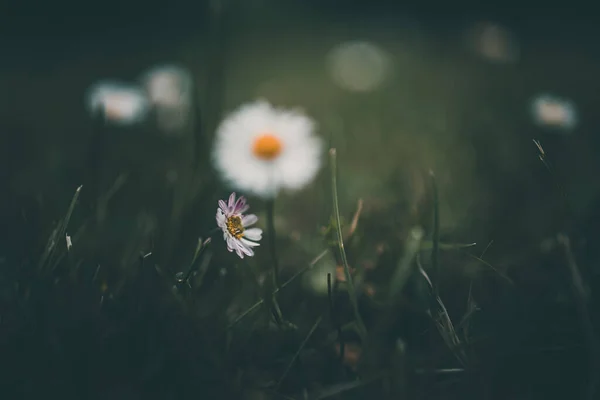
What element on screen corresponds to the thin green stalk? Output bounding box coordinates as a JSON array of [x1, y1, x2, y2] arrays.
[[88, 107, 106, 208], [328, 272, 345, 363], [329, 148, 367, 341], [429, 170, 440, 296], [181, 237, 212, 286], [533, 139, 568, 202], [265, 198, 286, 325], [266, 199, 280, 289]]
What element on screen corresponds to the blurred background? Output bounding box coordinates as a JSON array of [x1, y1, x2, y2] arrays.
[[1, 1, 600, 399]]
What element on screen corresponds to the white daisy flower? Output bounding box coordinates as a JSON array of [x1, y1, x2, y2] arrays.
[[140, 65, 194, 134], [216, 192, 262, 259], [212, 100, 323, 198], [86, 81, 150, 125], [531, 94, 577, 130]]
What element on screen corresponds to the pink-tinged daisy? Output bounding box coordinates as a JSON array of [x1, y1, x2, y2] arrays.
[[212, 100, 323, 198], [216, 192, 262, 259]]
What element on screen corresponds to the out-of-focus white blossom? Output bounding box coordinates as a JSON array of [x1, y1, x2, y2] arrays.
[[140, 65, 194, 134], [327, 40, 391, 92], [212, 100, 323, 198], [467, 22, 520, 64], [86, 81, 149, 125], [531, 94, 578, 130]]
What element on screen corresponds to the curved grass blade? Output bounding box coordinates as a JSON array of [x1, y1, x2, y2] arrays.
[[329, 148, 367, 341]]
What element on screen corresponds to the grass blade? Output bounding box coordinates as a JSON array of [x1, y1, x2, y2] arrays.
[[227, 249, 329, 329], [329, 148, 367, 341], [38, 185, 82, 272]]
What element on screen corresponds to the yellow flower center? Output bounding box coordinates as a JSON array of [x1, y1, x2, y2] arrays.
[[226, 215, 244, 239], [252, 133, 283, 160]]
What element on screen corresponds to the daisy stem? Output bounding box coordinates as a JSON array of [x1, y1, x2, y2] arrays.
[[265, 199, 285, 325], [329, 148, 367, 342], [87, 106, 106, 214], [266, 199, 280, 290], [429, 170, 441, 297], [182, 237, 213, 284], [176, 229, 218, 287]]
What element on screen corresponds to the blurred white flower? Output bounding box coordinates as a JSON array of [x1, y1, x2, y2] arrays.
[[216, 192, 262, 259], [327, 40, 390, 92], [140, 65, 194, 133], [531, 94, 577, 130], [212, 100, 323, 198], [467, 22, 519, 64], [86, 81, 149, 125]]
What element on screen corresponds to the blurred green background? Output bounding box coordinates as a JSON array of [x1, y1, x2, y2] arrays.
[[3, 1, 600, 242]]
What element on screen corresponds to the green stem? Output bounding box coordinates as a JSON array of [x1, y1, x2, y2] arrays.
[[264, 198, 285, 325], [329, 148, 367, 341], [429, 170, 440, 296], [266, 199, 280, 289]]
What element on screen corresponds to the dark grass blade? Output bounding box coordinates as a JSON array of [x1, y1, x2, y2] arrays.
[[228, 250, 329, 329], [557, 234, 599, 400], [37, 185, 82, 272], [276, 316, 323, 389], [327, 272, 345, 364]]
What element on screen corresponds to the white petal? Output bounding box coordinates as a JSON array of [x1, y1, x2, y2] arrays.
[[218, 200, 228, 213], [240, 237, 260, 248], [226, 235, 237, 250], [228, 192, 236, 210], [234, 243, 245, 259], [242, 214, 258, 227], [238, 204, 250, 214], [238, 241, 254, 257], [243, 228, 262, 241], [216, 209, 226, 226]]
